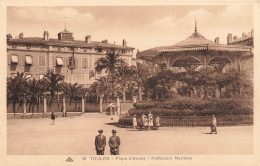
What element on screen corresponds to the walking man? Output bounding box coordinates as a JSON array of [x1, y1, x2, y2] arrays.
[[95, 129, 106, 155], [108, 130, 120, 155], [51, 112, 56, 125]]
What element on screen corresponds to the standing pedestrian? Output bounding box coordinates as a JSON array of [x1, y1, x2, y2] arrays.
[[51, 112, 56, 125], [148, 111, 153, 131], [144, 116, 148, 130], [138, 118, 143, 131], [108, 130, 120, 155], [155, 115, 160, 127], [95, 129, 106, 155], [133, 115, 137, 131], [211, 114, 217, 134], [141, 113, 145, 125]]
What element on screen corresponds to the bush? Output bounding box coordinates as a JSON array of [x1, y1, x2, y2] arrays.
[[131, 97, 253, 116]]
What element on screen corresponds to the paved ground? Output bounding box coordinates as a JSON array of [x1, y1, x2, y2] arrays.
[[7, 113, 253, 155]]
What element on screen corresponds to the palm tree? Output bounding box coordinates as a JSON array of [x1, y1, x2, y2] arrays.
[[7, 72, 29, 114], [95, 50, 126, 74], [113, 65, 134, 103], [42, 69, 64, 103], [95, 76, 114, 112], [67, 83, 83, 105], [132, 62, 151, 101], [26, 78, 45, 113]]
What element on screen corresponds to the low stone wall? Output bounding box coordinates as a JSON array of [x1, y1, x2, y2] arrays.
[[7, 112, 82, 119]]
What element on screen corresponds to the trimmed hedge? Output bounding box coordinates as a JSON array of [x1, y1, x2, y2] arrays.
[[130, 97, 253, 116]]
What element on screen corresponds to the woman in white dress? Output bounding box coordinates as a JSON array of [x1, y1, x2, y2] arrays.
[[132, 115, 137, 130], [148, 111, 153, 130], [144, 116, 148, 130], [211, 114, 217, 134]]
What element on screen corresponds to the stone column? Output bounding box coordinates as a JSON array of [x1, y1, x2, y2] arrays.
[[44, 97, 47, 117], [23, 100, 26, 114], [63, 97, 66, 117], [100, 97, 103, 113], [82, 98, 85, 114], [117, 97, 120, 115], [203, 56, 207, 69]]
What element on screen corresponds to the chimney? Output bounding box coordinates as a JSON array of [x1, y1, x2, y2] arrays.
[[242, 32, 246, 37], [214, 37, 219, 44], [19, 32, 24, 39], [43, 31, 49, 41], [102, 39, 108, 43], [6, 34, 12, 41], [227, 33, 232, 44], [85, 35, 91, 44], [251, 29, 254, 37], [122, 39, 127, 46]]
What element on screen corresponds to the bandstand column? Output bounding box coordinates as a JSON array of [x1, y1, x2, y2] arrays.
[[43, 97, 47, 117], [82, 98, 85, 114], [23, 99, 26, 114], [117, 97, 120, 115], [63, 97, 66, 117]]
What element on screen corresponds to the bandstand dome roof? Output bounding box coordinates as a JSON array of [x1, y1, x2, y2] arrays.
[[137, 24, 253, 60]]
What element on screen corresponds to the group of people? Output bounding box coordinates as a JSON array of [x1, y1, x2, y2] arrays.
[[132, 112, 160, 131], [95, 129, 121, 155]]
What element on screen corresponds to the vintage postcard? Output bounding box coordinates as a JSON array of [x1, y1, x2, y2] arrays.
[[0, 0, 260, 166]]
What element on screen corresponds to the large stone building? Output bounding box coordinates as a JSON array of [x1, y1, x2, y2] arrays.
[[7, 29, 135, 87], [227, 29, 254, 80]]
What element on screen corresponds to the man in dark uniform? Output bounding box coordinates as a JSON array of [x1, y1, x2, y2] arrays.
[[108, 129, 120, 155], [95, 129, 106, 155]]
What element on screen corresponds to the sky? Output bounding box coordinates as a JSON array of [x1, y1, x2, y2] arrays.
[[7, 6, 253, 53]]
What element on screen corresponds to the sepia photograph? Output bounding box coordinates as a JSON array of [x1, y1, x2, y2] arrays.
[[1, 1, 260, 166]]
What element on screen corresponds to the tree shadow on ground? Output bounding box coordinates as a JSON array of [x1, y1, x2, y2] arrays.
[[202, 132, 215, 134], [104, 122, 118, 126]]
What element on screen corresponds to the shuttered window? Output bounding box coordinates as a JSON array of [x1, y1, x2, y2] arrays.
[[25, 55, 32, 65], [82, 57, 89, 68], [39, 56, 46, 66], [56, 57, 63, 66], [11, 55, 18, 64]]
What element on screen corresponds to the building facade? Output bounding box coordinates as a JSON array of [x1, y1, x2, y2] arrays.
[[7, 29, 135, 87], [227, 29, 254, 80]]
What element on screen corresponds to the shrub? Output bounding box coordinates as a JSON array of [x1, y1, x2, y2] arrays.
[[131, 97, 252, 116]]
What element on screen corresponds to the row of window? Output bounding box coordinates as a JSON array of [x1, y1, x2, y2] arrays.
[[10, 73, 93, 84], [10, 55, 90, 68], [11, 44, 129, 54]]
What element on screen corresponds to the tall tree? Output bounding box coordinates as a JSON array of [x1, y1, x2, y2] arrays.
[[67, 83, 83, 105], [94, 76, 114, 112], [95, 50, 126, 74], [132, 62, 151, 101], [42, 69, 64, 102], [7, 72, 28, 114], [26, 78, 45, 113], [113, 65, 134, 103]]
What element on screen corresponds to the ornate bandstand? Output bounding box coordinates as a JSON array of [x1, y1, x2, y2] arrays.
[[137, 22, 253, 73]]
